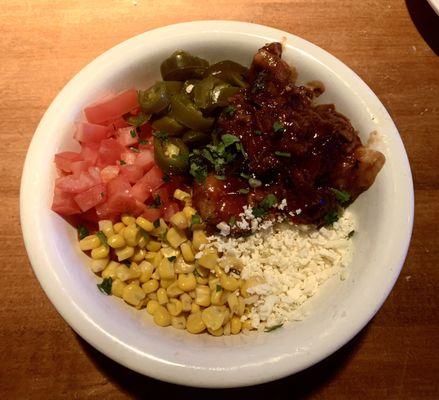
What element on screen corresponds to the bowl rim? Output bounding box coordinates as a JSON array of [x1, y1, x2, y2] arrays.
[[20, 20, 414, 388]]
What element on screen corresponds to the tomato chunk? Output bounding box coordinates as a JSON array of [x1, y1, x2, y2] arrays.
[[134, 149, 154, 172], [74, 183, 107, 212], [131, 166, 164, 203], [74, 122, 110, 143], [142, 207, 162, 222], [120, 164, 144, 183], [54, 152, 82, 172], [52, 188, 81, 216], [117, 127, 139, 147], [98, 138, 125, 165]]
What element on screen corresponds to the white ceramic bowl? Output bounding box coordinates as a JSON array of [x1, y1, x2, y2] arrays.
[[20, 21, 413, 388]]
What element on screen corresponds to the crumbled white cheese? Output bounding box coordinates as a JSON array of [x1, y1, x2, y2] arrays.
[[278, 198, 288, 210], [216, 221, 231, 236], [185, 84, 194, 94], [209, 210, 355, 329]]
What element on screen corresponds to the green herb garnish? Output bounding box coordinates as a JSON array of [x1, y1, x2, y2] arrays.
[[228, 216, 236, 226], [193, 269, 201, 278], [191, 213, 201, 226], [273, 121, 285, 133], [97, 277, 112, 295], [324, 212, 339, 225], [265, 323, 283, 332], [238, 188, 249, 194], [347, 230, 355, 239], [240, 172, 250, 179], [130, 129, 137, 138], [260, 194, 277, 209], [215, 175, 226, 180], [274, 151, 291, 158], [216, 284, 222, 292], [77, 225, 89, 240], [168, 256, 177, 262], [254, 130, 262, 136], [189, 160, 208, 183], [224, 105, 236, 116], [96, 231, 108, 247], [331, 188, 350, 204], [150, 195, 162, 209]]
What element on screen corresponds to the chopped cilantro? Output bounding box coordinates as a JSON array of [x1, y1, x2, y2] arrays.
[[97, 277, 112, 295], [150, 195, 162, 209], [238, 188, 249, 194], [191, 213, 201, 226], [347, 230, 355, 239], [265, 323, 283, 332], [224, 105, 236, 116], [168, 256, 176, 262], [215, 175, 226, 180], [216, 284, 222, 292], [221, 133, 239, 147], [96, 231, 108, 247], [273, 121, 285, 133], [189, 161, 208, 183], [153, 131, 169, 141], [255, 130, 262, 136], [252, 207, 266, 218], [324, 212, 339, 225], [274, 151, 291, 158], [248, 178, 262, 188], [331, 188, 350, 204], [153, 219, 160, 228], [193, 269, 201, 278], [130, 129, 137, 138], [260, 194, 277, 209], [240, 172, 250, 179], [228, 216, 236, 226], [119, 160, 126, 165], [77, 225, 89, 240]]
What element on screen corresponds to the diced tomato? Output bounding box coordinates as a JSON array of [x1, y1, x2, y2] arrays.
[[55, 172, 97, 194], [70, 160, 92, 177], [131, 165, 164, 203], [117, 127, 139, 147], [121, 151, 137, 165], [142, 207, 162, 222], [84, 89, 139, 124], [88, 166, 102, 185], [120, 164, 143, 184], [79, 208, 101, 223], [80, 142, 100, 165], [52, 188, 81, 216], [54, 152, 82, 172], [98, 138, 125, 165], [74, 122, 110, 143], [74, 183, 106, 212], [134, 149, 154, 172], [106, 117, 130, 131], [100, 165, 120, 183], [107, 175, 131, 197], [162, 202, 180, 221], [105, 192, 144, 216]]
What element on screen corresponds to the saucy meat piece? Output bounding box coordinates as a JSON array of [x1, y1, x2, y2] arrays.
[[192, 42, 385, 228]]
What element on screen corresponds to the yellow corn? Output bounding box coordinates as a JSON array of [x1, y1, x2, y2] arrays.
[[220, 275, 241, 291], [113, 222, 125, 233], [160, 279, 174, 289], [173, 189, 191, 202], [136, 216, 154, 232], [151, 270, 160, 280], [174, 256, 195, 274], [223, 322, 231, 336], [79, 235, 101, 251], [137, 235, 149, 249], [153, 306, 171, 327], [169, 211, 188, 230], [197, 248, 218, 270], [111, 279, 126, 298], [122, 283, 145, 306], [186, 313, 206, 334], [241, 320, 252, 331], [107, 234, 126, 249], [210, 286, 223, 306], [208, 327, 224, 336], [142, 279, 159, 294], [138, 260, 154, 283], [131, 248, 146, 263], [208, 277, 220, 291], [115, 264, 134, 282], [192, 230, 208, 250], [144, 251, 156, 261], [171, 315, 186, 330], [90, 258, 109, 273], [179, 293, 192, 312], [146, 240, 161, 252], [98, 220, 114, 238], [195, 285, 211, 307], [156, 288, 169, 305], [180, 242, 195, 262], [230, 317, 242, 334], [151, 252, 163, 269], [160, 246, 179, 259], [91, 245, 110, 259], [146, 299, 160, 315], [158, 257, 175, 280], [183, 206, 197, 220], [166, 227, 187, 249], [236, 296, 245, 316], [177, 273, 196, 292], [167, 298, 183, 316], [123, 223, 141, 247], [201, 306, 226, 331], [190, 303, 200, 313], [115, 246, 135, 262], [147, 292, 157, 301], [101, 261, 119, 280], [227, 293, 239, 315], [150, 219, 168, 237], [121, 214, 136, 226], [166, 281, 184, 298]]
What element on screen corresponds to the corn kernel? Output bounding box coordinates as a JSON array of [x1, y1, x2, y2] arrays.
[[177, 273, 197, 292], [153, 306, 171, 327], [115, 246, 135, 262], [208, 327, 224, 336], [107, 234, 126, 249], [227, 293, 239, 315], [98, 220, 114, 238], [113, 222, 125, 233], [157, 288, 169, 305], [173, 189, 191, 201], [223, 322, 231, 336], [146, 240, 162, 252], [150, 219, 168, 237], [171, 315, 186, 330], [166, 227, 187, 249], [121, 214, 136, 226], [111, 279, 126, 298], [144, 251, 157, 261], [90, 258, 109, 273], [137, 235, 149, 249], [186, 313, 206, 334], [241, 320, 252, 331], [210, 286, 223, 306], [160, 279, 174, 289], [192, 230, 208, 250], [180, 242, 195, 262], [208, 277, 220, 291], [142, 279, 159, 294], [122, 282, 145, 306], [101, 261, 119, 280], [197, 248, 218, 270], [201, 306, 226, 330], [167, 298, 183, 316], [220, 275, 241, 291], [190, 303, 200, 313], [91, 245, 110, 259], [147, 292, 157, 301], [166, 281, 184, 298], [152, 252, 163, 269], [146, 299, 160, 315], [136, 216, 154, 232], [151, 270, 160, 280], [123, 223, 141, 247], [195, 285, 211, 307], [115, 264, 135, 282], [160, 246, 179, 259], [79, 235, 101, 251], [169, 211, 188, 230], [138, 260, 154, 283], [182, 206, 197, 220], [236, 296, 245, 316], [131, 248, 146, 263], [158, 257, 175, 280], [179, 293, 192, 311], [174, 256, 195, 274], [230, 317, 242, 334]]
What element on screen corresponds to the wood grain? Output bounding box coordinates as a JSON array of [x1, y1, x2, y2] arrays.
[[1, 0, 438, 398]]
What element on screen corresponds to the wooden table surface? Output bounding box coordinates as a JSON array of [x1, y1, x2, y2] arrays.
[[1, 0, 438, 398]]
